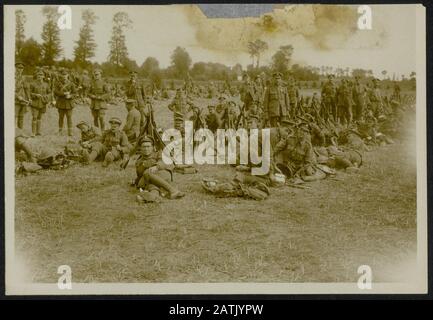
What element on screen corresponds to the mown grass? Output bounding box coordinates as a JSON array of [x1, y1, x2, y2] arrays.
[[15, 93, 417, 283]]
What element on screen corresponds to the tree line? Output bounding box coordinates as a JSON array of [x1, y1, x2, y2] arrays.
[[15, 7, 415, 83]]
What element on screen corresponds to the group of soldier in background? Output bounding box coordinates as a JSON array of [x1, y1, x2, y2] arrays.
[[15, 59, 414, 201]]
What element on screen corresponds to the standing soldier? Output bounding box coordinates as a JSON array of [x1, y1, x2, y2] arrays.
[[54, 69, 76, 136], [124, 70, 147, 110], [287, 77, 300, 117], [88, 69, 110, 131], [368, 78, 383, 117], [168, 88, 194, 135], [352, 76, 366, 121], [321, 74, 336, 121], [80, 70, 91, 101], [123, 99, 142, 144], [29, 70, 50, 136], [263, 72, 290, 127], [336, 79, 353, 124], [239, 73, 257, 119], [15, 60, 30, 129]]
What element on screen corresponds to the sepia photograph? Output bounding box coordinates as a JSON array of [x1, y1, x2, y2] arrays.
[[4, 3, 427, 295]]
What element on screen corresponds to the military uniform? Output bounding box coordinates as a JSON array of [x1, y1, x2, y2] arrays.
[[123, 100, 141, 143], [321, 77, 336, 120], [85, 117, 130, 166], [240, 77, 257, 115], [336, 80, 353, 124], [29, 72, 50, 135], [15, 62, 29, 129], [352, 80, 366, 121], [168, 90, 193, 134], [88, 73, 110, 130], [54, 70, 76, 135], [273, 126, 317, 178], [287, 81, 300, 117], [368, 80, 383, 117], [124, 73, 147, 108], [135, 137, 184, 201], [263, 73, 290, 127]]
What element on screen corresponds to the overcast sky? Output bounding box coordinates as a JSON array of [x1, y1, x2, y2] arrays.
[[8, 4, 419, 77]]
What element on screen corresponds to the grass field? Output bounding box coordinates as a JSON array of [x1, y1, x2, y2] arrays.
[[15, 92, 417, 283]]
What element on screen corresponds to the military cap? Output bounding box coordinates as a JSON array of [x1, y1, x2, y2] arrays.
[[15, 60, 25, 69], [125, 98, 137, 105], [93, 68, 102, 75], [272, 71, 282, 78], [35, 69, 44, 76], [140, 135, 154, 145], [109, 117, 122, 125], [76, 121, 90, 129], [129, 70, 138, 75]]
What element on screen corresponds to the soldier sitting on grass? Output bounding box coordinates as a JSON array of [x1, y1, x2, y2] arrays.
[[82, 117, 131, 167], [134, 136, 185, 203]]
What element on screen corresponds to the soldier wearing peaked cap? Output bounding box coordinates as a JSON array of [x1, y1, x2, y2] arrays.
[[82, 117, 130, 167], [263, 71, 290, 127], [15, 59, 30, 129], [76, 120, 101, 146], [88, 68, 110, 131], [135, 136, 185, 202], [54, 65, 77, 136], [29, 69, 50, 136]]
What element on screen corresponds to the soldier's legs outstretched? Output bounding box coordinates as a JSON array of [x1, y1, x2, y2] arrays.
[[140, 171, 184, 199]]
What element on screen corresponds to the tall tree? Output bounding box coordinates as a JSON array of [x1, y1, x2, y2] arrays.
[[247, 39, 268, 68], [140, 57, 159, 77], [74, 9, 98, 67], [41, 6, 62, 65], [271, 45, 293, 75], [108, 12, 132, 66], [15, 9, 26, 57], [170, 46, 192, 79], [19, 38, 42, 68]]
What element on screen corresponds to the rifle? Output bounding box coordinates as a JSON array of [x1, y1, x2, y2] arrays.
[[121, 100, 166, 170]]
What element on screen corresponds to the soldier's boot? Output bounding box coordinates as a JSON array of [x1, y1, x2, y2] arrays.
[[146, 172, 185, 199], [67, 127, 73, 137], [58, 128, 64, 135], [31, 120, 37, 137], [93, 117, 99, 128], [102, 152, 114, 167], [36, 120, 42, 136], [17, 116, 24, 129]]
